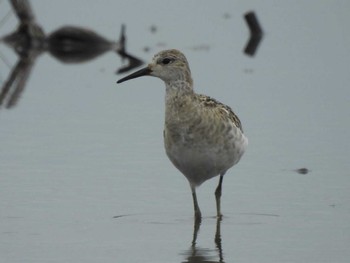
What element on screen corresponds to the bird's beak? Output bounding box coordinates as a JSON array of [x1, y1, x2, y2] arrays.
[[117, 66, 152, 84]]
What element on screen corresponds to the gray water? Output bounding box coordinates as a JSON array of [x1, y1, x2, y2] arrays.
[[1, 1, 350, 262]]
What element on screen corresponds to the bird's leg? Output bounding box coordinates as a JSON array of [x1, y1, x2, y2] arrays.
[[191, 214, 201, 246], [191, 185, 202, 223], [215, 174, 225, 218]]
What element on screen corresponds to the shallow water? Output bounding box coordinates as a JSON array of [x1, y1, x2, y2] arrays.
[[1, 1, 350, 262]]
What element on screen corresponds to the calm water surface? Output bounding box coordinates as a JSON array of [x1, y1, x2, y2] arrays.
[[1, 1, 350, 262]]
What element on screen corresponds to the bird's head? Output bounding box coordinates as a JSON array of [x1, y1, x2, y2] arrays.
[[117, 49, 192, 87]]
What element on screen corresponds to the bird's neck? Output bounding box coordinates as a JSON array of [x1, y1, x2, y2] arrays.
[[165, 80, 193, 96], [164, 80, 197, 125], [165, 80, 194, 108]]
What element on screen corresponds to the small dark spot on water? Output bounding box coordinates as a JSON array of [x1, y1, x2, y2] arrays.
[[295, 168, 310, 174], [113, 213, 144, 219], [149, 25, 157, 34], [143, 46, 151, 53], [113, 214, 133, 219], [223, 13, 232, 19]]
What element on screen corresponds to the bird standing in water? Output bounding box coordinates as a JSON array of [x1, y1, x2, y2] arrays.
[[117, 49, 248, 222]]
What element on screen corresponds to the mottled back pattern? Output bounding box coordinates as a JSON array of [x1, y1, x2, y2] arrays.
[[198, 94, 243, 133]]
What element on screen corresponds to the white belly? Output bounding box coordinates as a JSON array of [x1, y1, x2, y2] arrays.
[[164, 126, 248, 186]]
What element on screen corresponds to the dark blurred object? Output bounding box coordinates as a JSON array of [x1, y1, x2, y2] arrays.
[[0, 0, 143, 109], [0, 0, 44, 108], [149, 25, 157, 34], [295, 168, 310, 174], [116, 48, 143, 74], [2, 0, 45, 57], [48, 26, 119, 63], [244, 11, 263, 56]]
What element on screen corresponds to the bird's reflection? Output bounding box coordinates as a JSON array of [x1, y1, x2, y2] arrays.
[[182, 218, 224, 263], [0, 0, 143, 109]]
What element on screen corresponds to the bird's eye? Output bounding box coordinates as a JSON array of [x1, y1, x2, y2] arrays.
[[162, 58, 173, 65]]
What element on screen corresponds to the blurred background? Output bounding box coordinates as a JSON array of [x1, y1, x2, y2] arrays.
[[1, 1, 349, 262]]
